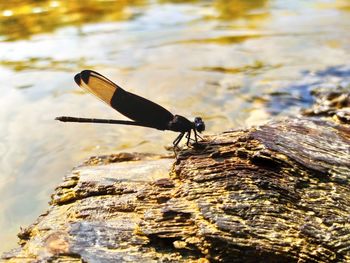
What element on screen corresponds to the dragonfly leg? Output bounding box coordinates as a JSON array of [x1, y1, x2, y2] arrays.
[[194, 129, 205, 142], [185, 129, 204, 144], [187, 137, 197, 142], [173, 132, 185, 159], [186, 130, 192, 146], [173, 132, 185, 148], [196, 133, 204, 141], [193, 129, 199, 143]]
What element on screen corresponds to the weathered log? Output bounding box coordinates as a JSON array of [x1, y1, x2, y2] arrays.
[[2, 88, 350, 262]]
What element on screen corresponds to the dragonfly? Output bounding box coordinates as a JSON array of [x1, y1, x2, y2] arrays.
[[56, 70, 205, 154]]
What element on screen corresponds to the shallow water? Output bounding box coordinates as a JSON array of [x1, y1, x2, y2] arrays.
[[1, 0, 350, 253]]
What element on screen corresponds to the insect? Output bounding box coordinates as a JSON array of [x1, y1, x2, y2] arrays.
[[56, 70, 205, 154]]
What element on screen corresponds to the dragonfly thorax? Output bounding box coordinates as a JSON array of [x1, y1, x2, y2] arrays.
[[167, 115, 194, 132]]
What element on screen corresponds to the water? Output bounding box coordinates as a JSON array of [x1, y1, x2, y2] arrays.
[[1, 0, 350, 254]]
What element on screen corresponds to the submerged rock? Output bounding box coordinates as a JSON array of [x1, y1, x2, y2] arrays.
[[303, 85, 350, 124]]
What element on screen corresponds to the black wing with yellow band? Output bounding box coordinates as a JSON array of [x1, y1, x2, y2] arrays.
[[75, 70, 174, 130]]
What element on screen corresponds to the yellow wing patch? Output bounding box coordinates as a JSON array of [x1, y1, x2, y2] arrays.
[[75, 70, 117, 106]]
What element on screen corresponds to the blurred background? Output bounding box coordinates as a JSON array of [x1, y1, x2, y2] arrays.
[[0, 0, 350, 253]]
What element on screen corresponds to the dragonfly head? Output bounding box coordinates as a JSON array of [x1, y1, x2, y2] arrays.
[[194, 117, 205, 133]]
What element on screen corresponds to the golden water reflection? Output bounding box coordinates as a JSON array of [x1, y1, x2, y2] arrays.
[[318, 0, 350, 11], [1, 0, 349, 42], [214, 0, 269, 21], [0, 0, 145, 41], [0, 0, 274, 41]]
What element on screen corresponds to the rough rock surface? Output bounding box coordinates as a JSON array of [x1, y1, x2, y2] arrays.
[[303, 86, 350, 123], [2, 88, 350, 263]]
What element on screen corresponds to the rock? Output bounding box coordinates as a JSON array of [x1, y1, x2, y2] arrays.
[[3, 84, 350, 263], [3, 117, 350, 262], [303, 85, 350, 124]]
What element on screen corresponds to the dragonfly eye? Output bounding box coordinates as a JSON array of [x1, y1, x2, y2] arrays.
[[194, 117, 205, 133]]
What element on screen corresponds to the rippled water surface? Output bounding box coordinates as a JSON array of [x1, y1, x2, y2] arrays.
[[1, 0, 350, 253]]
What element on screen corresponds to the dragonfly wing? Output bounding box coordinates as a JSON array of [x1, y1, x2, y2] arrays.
[[75, 70, 174, 130]]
